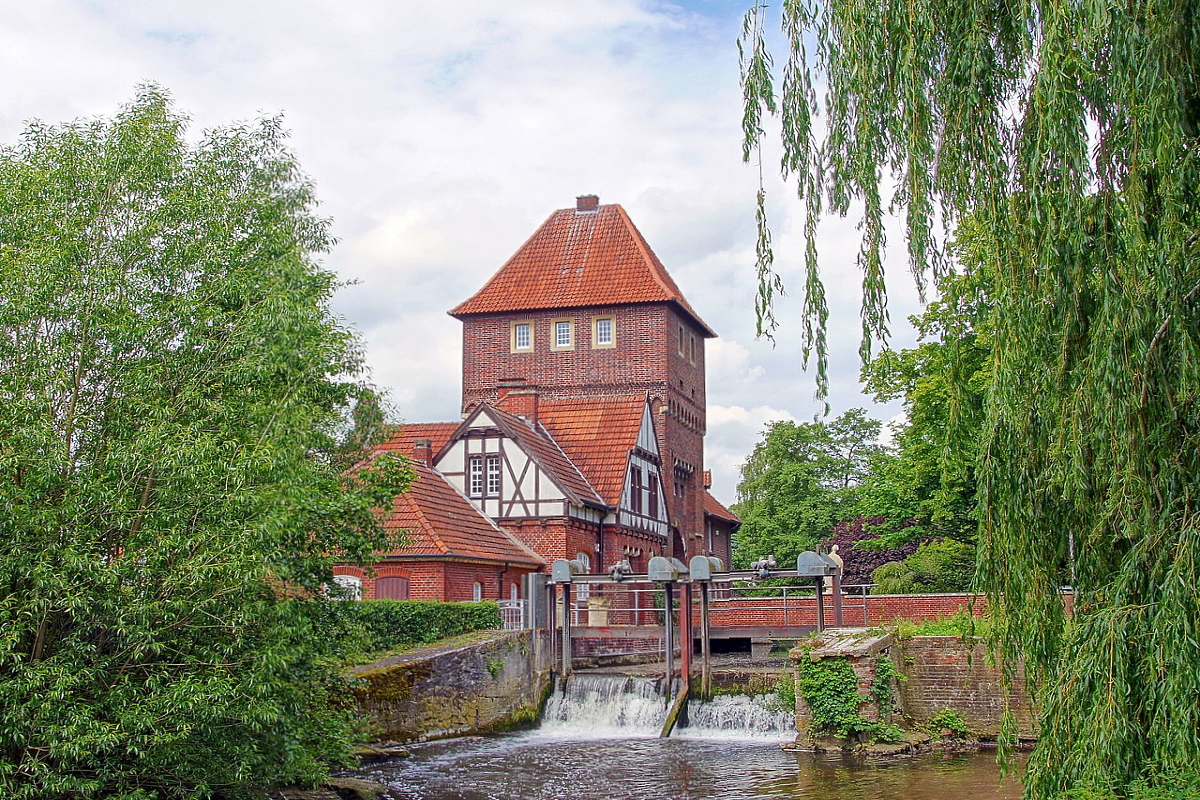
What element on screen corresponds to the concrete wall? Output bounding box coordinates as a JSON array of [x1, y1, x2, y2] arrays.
[[348, 631, 551, 743], [897, 635, 1037, 738]]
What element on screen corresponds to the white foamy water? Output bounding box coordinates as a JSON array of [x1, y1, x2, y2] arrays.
[[536, 674, 795, 742]]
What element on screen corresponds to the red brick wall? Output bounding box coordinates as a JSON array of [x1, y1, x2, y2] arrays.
[[500, 518, 599, 566], [334, 560, 538, 602], [898, 636, 1037, 738], [705, 592, 986, 628], [333, 562, 445, 600]]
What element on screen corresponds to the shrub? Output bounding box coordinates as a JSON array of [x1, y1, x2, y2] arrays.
[[926, 708, 972, 739], [339, 600, 502, 654], [871, 538, 976, 594]]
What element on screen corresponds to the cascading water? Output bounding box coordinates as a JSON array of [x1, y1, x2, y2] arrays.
[[536, 674, 795, 741], [540, 675, 668, 737]]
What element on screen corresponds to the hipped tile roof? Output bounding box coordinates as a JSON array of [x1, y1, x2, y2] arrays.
[[530, 394, 648, 507], [450, 203, 715, 337], [383, 461, 542, 566], [703, 491, 740, 525]]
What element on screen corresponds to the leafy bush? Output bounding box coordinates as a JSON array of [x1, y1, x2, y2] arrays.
[[926, 708, 972, 739], [339, 600, 502, 654], [821, 517, 923, 585], [796, 653, 903, 742], [892, 608, 989, 639], [871, 538, 976, 594]]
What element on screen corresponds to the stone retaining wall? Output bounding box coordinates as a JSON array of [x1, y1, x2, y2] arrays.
[[348, 630, 551, 743]]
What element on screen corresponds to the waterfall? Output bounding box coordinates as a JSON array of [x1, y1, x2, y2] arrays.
[[535, 674, 796, 741], [540, 675, 668, 737]]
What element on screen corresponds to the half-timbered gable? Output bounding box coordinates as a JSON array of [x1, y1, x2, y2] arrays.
[[433, 403, 606, 525], [618, 400, 670, 538]]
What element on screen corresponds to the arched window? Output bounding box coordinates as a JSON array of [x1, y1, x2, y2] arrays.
[[510, 582, 520, 601], [473, 581, 483, 602], [331, 575, 362, 601], [375, 576, 410, 600]]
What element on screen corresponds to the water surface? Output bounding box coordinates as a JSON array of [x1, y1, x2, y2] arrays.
[[360, 734, 1024, 800]]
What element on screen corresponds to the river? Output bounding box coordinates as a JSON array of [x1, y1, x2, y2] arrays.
[[354, 674, 1024, 800], [358, 735, 1023, 800]]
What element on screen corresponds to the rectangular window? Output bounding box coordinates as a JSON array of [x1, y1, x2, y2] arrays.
[[552, 319, 574, 350], [486, 455, 501, 496], [592, 316, 615, 349], [631, 466, 643, 514], [688, 333, 696, 364], [648, 473, 659, 517], [678, 324, 686, 356], [511, 321, 532, 352], [469, 456, 483, 497]]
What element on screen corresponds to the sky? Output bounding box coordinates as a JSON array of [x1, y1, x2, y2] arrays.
[[1, 0, 924, 506]]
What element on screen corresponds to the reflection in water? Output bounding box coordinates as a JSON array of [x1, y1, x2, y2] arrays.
[[358, 734, 1024, 800]]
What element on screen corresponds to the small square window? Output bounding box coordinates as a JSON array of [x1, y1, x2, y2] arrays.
[[552, 319, 574, 350], [593, 317, 615, 349], [511, 321, 532, 352]]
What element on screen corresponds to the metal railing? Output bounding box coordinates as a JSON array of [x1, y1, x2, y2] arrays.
[[498, 599, 525, 630], [554, 582, 882, 628]]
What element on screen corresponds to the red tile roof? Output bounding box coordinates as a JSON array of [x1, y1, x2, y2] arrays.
[[533, 394, 648, 507], [449, 203, 715, 337], [703, 491, 740, 524], [484, 405, 605, 508], [383, 461, 542, 566], [374, 422, 458, 461]]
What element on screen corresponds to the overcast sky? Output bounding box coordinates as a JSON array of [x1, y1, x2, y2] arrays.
[[2, 0, 923, 506]]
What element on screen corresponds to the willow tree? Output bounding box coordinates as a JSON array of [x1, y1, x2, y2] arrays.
[[0, 89, 410, 798], [740, 0, 1200, 796]]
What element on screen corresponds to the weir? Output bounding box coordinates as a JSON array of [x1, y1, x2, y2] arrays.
[[538, 674, 795, 740]]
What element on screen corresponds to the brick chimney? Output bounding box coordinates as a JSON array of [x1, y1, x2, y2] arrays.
[[576, 194, 599, 212], [497, 378, 539, 423], [412, 438, 433, 466]]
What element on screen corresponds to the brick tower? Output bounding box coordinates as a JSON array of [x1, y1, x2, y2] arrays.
[[449, 195, 715, 559]]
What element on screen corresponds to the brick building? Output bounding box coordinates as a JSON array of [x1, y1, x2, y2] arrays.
[[336, 196, 738, 600]]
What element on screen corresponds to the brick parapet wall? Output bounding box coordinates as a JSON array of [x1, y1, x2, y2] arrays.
[[706, 592, 986, 629]]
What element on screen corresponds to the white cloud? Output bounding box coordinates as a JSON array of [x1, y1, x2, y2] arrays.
[[2, 0, 925, 508]]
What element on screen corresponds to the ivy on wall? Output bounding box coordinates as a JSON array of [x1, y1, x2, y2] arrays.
[[796, 653, 903, 742]]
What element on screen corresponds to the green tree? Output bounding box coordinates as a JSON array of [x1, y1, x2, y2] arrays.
[[731, 409, 882, 567], [0, 88, 411, 798], [741, 0, 1200, 795], [857, 246, 992, 546]]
